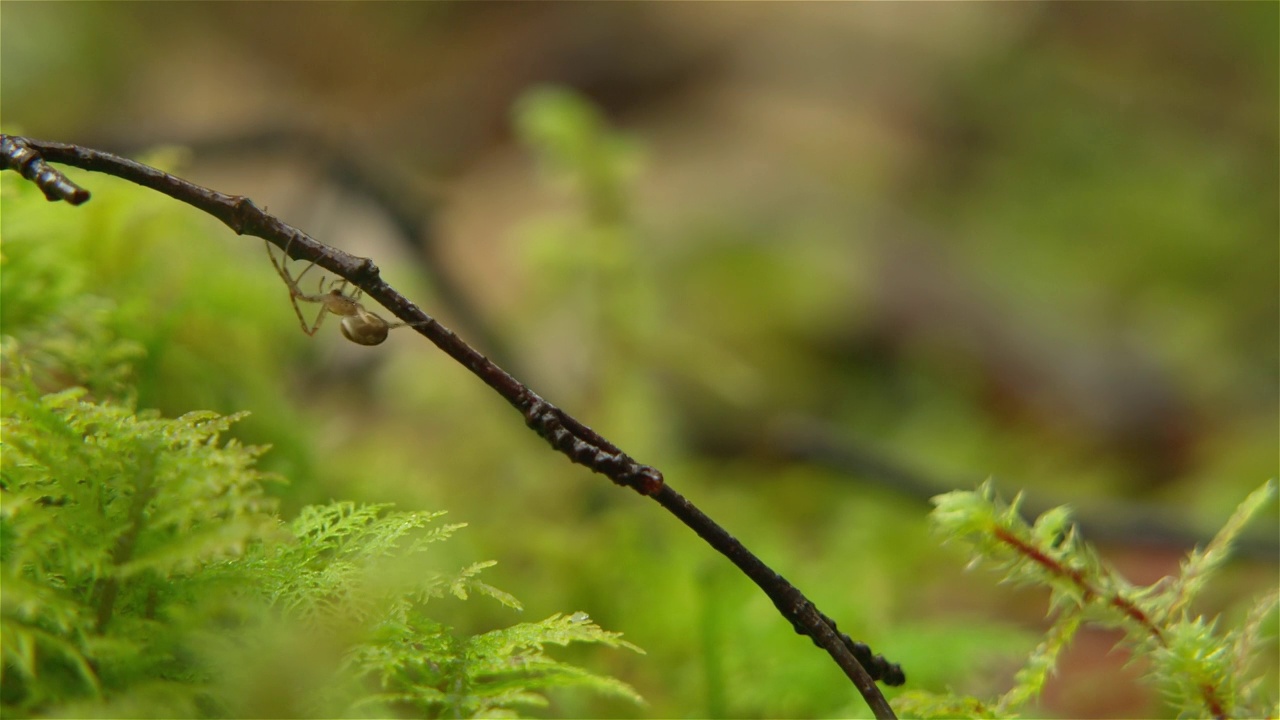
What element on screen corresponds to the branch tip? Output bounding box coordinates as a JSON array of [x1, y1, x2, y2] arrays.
[[1, 134, 92, 205]]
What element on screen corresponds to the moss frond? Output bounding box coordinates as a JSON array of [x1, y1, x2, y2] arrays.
[[922, 479, 1277, 719]]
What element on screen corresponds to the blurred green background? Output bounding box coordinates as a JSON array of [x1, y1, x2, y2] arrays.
[[3, 4, 1276, 718]]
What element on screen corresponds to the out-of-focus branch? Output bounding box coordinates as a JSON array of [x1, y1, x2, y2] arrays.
[[692, 417, 1279, 562], [3, 134, 904, 719]]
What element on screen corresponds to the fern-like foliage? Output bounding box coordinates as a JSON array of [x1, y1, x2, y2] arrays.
[[1, 168, 645, 717], [341, 611, 643, 718], [1, 353, 283, 717], [227, 503, 643, 718], [1, 354, 644, 718], [895, 479, 1278, 719]]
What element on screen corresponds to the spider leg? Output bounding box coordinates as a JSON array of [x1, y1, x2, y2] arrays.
[[329, 276, 352, 296], [276, 231, 328, 295], [305, 304, 329, 337], [297, 258, 318, 287], [264, 240, 294, 290], [264, 240, 328, 337]]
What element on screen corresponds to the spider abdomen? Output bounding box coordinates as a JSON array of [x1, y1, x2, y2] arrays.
[[340, 310, 392, 345]]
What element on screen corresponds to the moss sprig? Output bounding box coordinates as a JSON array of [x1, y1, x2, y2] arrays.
[[896, 479, 1277, 719]]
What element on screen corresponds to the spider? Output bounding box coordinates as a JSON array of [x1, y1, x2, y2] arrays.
[[265, 240, 406, 346]]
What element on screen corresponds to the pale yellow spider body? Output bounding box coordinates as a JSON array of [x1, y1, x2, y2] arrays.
[[265, 242, 404, 346]]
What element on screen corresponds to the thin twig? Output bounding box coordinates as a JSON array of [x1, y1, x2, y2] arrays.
[[2, 134, 903, 718], [1, 135, 91, 204], [694, 418, 1280, 562]]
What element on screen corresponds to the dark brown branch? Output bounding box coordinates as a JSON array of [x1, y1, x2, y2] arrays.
[[2, 134, 903, 717], [2, 135, 91, 204]]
